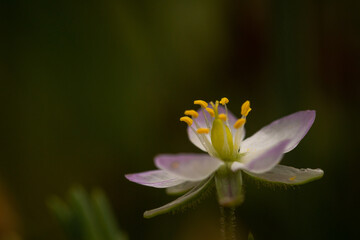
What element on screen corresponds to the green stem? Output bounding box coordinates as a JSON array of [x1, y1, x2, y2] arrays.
[[220, 206, 238, 240]]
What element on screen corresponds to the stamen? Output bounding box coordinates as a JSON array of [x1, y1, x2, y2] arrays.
[[205, 108, 215, 117], [219, 98, 231, 132], [241, 100, 251, 117], [202, 135, 215, 155], [234, 118, 246, 153], [189, 126, 215, 156], [197, 128, 210, 134], [234, 119, 246, 129], [220, 97, 229, 105], [195, 100, 211, 128], [184, 110, 199, 118], [218, 114, 227, 121], [194, 100, 208, 108], [180, 116, 193, 126], [184, 110, 214, 155]]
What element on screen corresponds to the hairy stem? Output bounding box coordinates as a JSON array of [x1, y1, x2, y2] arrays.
[[220, 206, 238, 240]]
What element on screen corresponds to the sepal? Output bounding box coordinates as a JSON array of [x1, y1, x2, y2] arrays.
[[144, 176, 214, 218]]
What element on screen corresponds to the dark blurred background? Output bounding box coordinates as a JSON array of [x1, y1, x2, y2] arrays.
[[1, 0, 359, 239]]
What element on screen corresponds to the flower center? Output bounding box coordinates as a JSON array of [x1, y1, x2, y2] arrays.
[[180, 97, 251, 162], [210, 101, 234, 161]]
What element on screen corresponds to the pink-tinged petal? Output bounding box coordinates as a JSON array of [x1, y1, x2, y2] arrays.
[[244, 165, 324, 185], [155, 153, 223, 181], [241, 110, 315, 153], [125, 170, 185, 188], [187, 105, 238, 151], [232, 140, 290, 173]]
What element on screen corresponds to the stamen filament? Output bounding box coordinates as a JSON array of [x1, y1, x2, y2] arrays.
[[193, 119, 214, 154], [201, 108, 211, 129], [189, 115, 214, 155], [210, 101, 219, 116], [194, 100, 211, 129], [203, 136, 216, 156], [192, 118, 201, 129], [219, 97, 232, 135], [234, 119, 246, 153], [224, 104, 230, 130], [234, 128, 244, 152]]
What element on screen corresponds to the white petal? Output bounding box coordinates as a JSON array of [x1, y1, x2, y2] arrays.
[[125, 170, 185, 188], [244, 165, 324, 185], [155, 153, 223, 181], [231, 139, 290, 173], [241, 110, 316, 153]]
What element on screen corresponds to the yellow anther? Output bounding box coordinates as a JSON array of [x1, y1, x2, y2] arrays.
[[289, 176, 296, 181], [241, 100, 252, 116], [218, 114, 227, 121], [194, 100, 208, 108], [184, 110, 199, 118], [180, 116, 193, 126], [205, 108, 215, 117], [196, 128, 210, 134], [234, 119, 246, 129], [220, 97, 229, 105]]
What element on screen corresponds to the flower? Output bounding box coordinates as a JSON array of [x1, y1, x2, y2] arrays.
[[125, 98, 324, 218]]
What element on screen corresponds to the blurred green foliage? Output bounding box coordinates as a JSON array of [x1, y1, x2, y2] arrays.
[[48, 186, 127, 240]]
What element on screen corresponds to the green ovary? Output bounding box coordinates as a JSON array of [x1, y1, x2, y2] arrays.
[[211, 119, 234, 161]]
